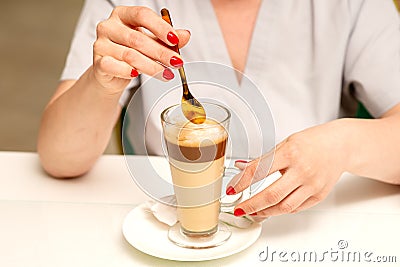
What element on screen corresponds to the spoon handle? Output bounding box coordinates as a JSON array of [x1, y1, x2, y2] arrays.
[[161, 8, 179, 54], [160, 8, 190, 98]]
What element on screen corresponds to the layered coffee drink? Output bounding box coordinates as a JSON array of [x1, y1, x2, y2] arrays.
[[164, 119, 228, 235], [161, 103, 231, 248]]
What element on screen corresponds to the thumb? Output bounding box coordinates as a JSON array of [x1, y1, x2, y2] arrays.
[[234, 160, 250, 170], [176, 29, 191, 48], [226, 146, 287, 195], [226, 156, 272, 195]]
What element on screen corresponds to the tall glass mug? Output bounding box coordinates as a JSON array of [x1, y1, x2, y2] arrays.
[[161, 103, 232, 249]]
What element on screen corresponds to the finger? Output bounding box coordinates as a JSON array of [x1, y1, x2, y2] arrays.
[[233, 170, 302, 216], [291, 190, 329, 213], [95, 55, 139, 80], [100, 21, 184, 68], [112, 6, 179, 46], [234, 159, 250, 170], [227, 153, 274, 194], [176, 29, 191, 48], [234, 159, 285, 175], [136, 27, 191, 49], [227, 145, 289, 194], [250, 185, 314, 217], [94, 40, 173, 81]]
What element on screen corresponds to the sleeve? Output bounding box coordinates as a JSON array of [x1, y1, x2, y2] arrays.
[[344, 0, 400, 118], [60, 0, 113, 81]]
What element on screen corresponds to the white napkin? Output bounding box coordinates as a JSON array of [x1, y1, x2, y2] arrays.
[[145, 199, 178, 227], [145, 198, 254, 229]]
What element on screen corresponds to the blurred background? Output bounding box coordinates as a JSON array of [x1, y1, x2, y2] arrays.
[[0, 0, 119, 153], [0, 0, 398, 154]]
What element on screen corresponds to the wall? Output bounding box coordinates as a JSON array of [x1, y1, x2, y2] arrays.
[[0, 0, 119, 153]]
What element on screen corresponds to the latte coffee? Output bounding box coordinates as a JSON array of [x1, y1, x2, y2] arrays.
[[163, 119, 228, 235]]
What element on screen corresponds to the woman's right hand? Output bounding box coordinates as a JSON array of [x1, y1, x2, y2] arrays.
[[92, 6, 191, 94]]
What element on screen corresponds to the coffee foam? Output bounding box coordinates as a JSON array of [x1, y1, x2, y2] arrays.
[[164, 119, 227, 147]]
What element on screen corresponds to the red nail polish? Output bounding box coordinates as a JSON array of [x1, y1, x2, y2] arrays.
[[235, 160, 248, 164], [130, 69, 139, 78], [163, 68, 174, 80], [226, 186, 236, 196], [167, 31, 179, 45], [170, 56, 183, 68], [250, 212, 258, 216], [234, 208, 246, 217]]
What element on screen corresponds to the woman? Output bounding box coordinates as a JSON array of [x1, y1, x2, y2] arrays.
[[38, 0, 400, 220]]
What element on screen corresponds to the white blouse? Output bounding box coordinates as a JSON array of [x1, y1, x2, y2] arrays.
[[61, 0, 400, 158]]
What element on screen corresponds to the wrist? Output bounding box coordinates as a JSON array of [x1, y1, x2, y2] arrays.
[[87, 66, 127, 102], [329, 118, 360, 173]]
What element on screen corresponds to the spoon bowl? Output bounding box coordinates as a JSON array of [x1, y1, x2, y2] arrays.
[[161, 8, 206, 124]]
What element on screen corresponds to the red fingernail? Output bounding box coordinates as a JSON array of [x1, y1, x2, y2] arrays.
[[234, 208, 246, 217], [235, 160, 248, 164], [130, 69, 139, 78], [226, 186, 236, 196], [163, 68, 174, 80], [170, 56, 183, 68], [250, 212, 258, 216], [167, 31, 179, 45]]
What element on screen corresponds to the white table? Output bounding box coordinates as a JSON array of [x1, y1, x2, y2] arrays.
[[0, 152, 399, 267]]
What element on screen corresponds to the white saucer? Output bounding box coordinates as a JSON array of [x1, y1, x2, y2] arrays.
[[122, 203, 262, 261]]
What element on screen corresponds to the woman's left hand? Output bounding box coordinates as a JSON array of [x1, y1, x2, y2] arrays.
[[226, 120, 351, 221]]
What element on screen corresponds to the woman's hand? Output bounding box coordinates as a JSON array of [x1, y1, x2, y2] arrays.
[[226, 120, 351, 221], [92, 6, 191, 93]]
